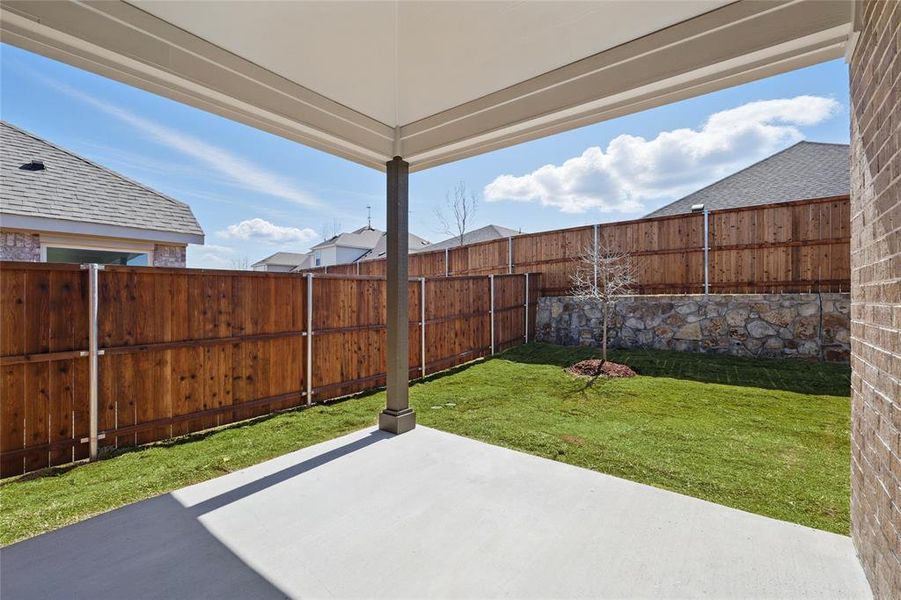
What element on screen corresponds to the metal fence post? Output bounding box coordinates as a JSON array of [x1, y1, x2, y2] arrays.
[[420, 277, 426, 378], [489, 274, 495, 355], [703, 208, 710, 295], [81, 263, 102, 461], [508, 237, 513, 274], [524, 273, 530, 343], [305, 273, 313, 405], [444, 247, 449, 277], [592, 223, 599, 288]]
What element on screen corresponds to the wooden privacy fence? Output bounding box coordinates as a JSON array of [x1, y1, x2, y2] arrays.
[[0, 263, 540, 477], [308, 196, 850, 295]]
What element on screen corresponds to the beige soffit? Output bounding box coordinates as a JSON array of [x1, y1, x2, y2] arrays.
[[0, 0, 851, 171]]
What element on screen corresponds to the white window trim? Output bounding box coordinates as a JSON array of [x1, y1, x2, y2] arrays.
[[40, 234, 155, 265]]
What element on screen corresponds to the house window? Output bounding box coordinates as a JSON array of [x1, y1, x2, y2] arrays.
[[45, 247, 149, 266], [314, 251, 321, 266]]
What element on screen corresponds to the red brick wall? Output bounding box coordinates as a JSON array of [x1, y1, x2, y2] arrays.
[[848, 1, 900, 597]]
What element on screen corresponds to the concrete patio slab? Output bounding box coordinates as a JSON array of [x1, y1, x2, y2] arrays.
[[1, 426, 870, 599]]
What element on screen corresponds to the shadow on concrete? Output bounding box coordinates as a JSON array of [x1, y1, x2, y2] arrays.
[[0, 430, 390, 599], [499, 342, 851, 396]]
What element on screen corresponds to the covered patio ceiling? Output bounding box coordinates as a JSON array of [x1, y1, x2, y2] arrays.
[[0, 0, 852, 171]]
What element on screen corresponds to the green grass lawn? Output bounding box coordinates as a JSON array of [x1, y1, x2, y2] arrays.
[[0, 343, 851, 545]]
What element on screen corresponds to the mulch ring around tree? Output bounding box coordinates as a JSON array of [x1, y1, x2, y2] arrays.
[[566, 359, 637, 379]]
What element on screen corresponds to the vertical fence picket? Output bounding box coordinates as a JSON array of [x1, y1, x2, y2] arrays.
[[489, 274, 495, 355], [703, 207, 710, 295], [305, 273, 313, 406], [420, 277, 426, 378], [524, 273, 530, 343]]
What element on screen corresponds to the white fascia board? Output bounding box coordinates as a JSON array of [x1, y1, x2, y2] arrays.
[[407, 30, 848, 170], [400, 0, 852, 170], [0, 0, 851, 173], [0, 214, 205, 245]]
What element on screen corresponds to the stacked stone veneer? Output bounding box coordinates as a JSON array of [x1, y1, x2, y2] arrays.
[[0, 231, 40, 261], [537, 293, 851, 362], [152, 244, 187, 267], [848, 1, 900, 597]]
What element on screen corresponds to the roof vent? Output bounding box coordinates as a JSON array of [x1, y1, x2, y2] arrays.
[[20, 160, 45, 171]]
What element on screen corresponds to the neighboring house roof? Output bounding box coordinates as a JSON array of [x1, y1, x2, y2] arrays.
[[417, 224, 521, 252], [308, 225, 430, 262], [251, 251, 312, 269], [358, 231, 431, 261], [645, 141, 849, 218], [0, 121, 204, 244], [310, 226, 386, 251]]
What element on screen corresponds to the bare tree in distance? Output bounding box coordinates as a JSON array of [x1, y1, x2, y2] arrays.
[[321, 218, 343, 241], [435, 181, 478, 247], [230, 256, 251, 271], [570, 238, 639, 361]]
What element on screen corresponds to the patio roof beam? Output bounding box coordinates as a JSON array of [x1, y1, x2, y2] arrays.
[[0, 0, 851, 172], [0, 0, 395, 170], [400, 0, 850, 170]]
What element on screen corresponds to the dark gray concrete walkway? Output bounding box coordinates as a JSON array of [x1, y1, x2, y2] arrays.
[[1, 426, 870, 599]]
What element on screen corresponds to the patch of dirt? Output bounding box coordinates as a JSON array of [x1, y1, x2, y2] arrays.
[[561, 434, 586, 446], [566, 359, 637, 379]]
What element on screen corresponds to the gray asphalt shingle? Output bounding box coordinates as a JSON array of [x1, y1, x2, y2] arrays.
[[645, 142, 849, 217], [417, 224, 521, 252], [0, 121, 203, 237]]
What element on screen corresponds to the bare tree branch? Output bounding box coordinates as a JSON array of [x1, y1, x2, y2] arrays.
[[570, 237, 639, 361], [434, 181, 478, 247], [230, 256, 251, 271], [321, 218, 343, 241]]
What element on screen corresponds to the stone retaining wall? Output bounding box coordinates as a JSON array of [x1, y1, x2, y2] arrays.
[[536, 293, 850, 362]]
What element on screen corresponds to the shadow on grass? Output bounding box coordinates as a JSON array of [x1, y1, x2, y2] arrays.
[[2, 390, 382, 485], [499, 342, 851, 397]]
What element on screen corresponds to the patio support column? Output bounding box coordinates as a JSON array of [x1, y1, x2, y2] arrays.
[[379, 156, 416, 434]]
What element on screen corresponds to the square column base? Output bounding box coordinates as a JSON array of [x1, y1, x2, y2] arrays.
[[379, 408, 416, 434]]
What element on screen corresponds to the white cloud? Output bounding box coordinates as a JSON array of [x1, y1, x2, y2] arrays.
[[218, 218, 319, 245], [484, 96, 841, 214], [187, 244, 237, 269], [46, 81, 321, 208]]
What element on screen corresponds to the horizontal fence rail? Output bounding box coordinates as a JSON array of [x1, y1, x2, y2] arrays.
[[0, 264, 540, 477], [304, 196, 850, 295]]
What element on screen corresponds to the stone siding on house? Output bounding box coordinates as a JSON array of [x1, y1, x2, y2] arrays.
[[0, 231, 40, 261], [153, 244, 187, 267], [849, 1, 901, 596], [536, 293, 850, 362]]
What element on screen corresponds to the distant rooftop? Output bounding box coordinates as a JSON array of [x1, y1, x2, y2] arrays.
[[251, 252, 312, 269], [417, 224, 521, 253], [309, 225, 430, 261], [645, 141, 849, 218], [0, 121, 203, 243], [357, 231, 431, 261], [310, 226, 386, 251]]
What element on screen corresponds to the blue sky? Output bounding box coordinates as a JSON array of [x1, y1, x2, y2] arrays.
[[0, 43, 849, 268]]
